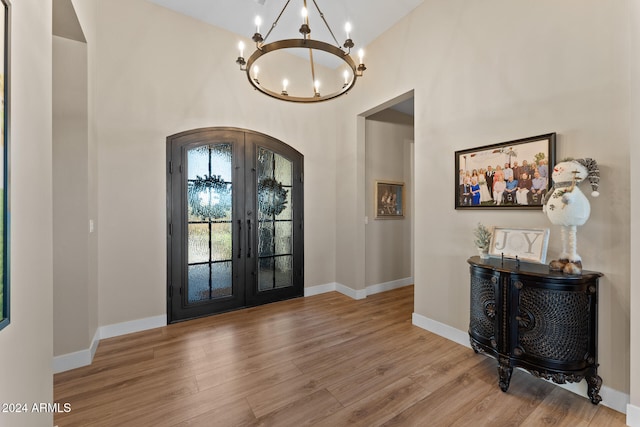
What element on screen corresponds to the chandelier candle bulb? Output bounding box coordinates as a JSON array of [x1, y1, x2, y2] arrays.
[[301, 7, 308, 22], [358, 49, 364, 64], [238, 41, 245, 58], [343, 70, 349, 85], [253, 65, 259, 81], [345, 22, 352, 39], [255, 16, 262, 33]]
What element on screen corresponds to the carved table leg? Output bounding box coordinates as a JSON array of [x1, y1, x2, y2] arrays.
[[586, 368, 603, 405], [498, 357, 513, 392], [470, 339, 481, 354]]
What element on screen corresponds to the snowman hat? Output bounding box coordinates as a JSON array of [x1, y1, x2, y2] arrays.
[[574, 158, 600, 197]]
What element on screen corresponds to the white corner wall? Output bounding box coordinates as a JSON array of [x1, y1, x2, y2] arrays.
[[74, 0, 339, 328], [0, 1, 54, 426], [336, 0, 632, 413], [53, 35, 91, 358]]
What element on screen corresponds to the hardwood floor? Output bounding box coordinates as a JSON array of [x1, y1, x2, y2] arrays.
[[54, 286, 626, 426]]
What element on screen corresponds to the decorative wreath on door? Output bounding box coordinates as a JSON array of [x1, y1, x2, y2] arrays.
[[258, 177, 289, 216], [187, 174, 231, 219]]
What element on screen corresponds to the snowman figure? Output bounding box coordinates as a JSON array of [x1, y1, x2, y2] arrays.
[[542, 158, 600, 274]]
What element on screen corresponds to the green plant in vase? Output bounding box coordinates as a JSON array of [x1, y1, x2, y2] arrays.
[[473, 222, 492, 259]]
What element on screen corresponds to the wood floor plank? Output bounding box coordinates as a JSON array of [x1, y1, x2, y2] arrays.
[[254, 389, 343, 427], [170, 397, 258, 427], [450, 368, 555, 426], [53, 286, 626, 427], [589, 405, 629, 427], [316, 378, 432, 427], [326, 333, 448, 407], [380, 370, 496, 426], [245, 373, 326, 418], [518, 385, 601, 427]]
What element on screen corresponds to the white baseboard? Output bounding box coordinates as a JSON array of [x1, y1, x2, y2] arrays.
[[412, 312, 470, 348], [336, 283, 367, 300], [53, 315, 167, 373], [628, 402, 640, 426], [304, 282, 339, 297], [98, 314, 166, 340], [366, 277, 414, 296], [411, 312, 629, 414], [305, 278, 413, 300], [53, 329, 100, 374], [597, 384, 629, 414]]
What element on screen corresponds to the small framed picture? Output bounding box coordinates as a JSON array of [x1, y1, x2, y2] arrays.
[[455, 133, 556, 209], [489, 227, 550, 264], [375, 180, 404, 219]]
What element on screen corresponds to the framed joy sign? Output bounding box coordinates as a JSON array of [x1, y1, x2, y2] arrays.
[[488, 227, 550, 264]]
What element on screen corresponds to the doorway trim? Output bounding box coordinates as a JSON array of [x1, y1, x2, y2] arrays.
[[357, 90, 415, 294]]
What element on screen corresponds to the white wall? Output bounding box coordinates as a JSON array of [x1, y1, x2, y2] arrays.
[[79, 0, 339, 327], [70, 0, 100, 361], [0, 1, 54, 426], [58, 0, 638, 419], [53, 35, 92, 357], [337, 0, 632, 407], [365, 110, 414, 287]]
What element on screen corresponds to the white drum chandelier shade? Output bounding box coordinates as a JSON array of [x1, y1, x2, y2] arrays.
[[235, 0, 367, 103]]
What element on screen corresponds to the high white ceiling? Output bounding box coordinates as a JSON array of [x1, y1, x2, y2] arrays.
[[147, 0, 424, 60], [146, 0, 419, 114]]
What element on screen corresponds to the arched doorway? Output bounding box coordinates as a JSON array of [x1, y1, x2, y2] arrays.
[[166, 128, 304, 322]]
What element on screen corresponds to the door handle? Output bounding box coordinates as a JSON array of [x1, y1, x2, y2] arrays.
[[247, 219, 252, 258], [237, 219, 242, 258]]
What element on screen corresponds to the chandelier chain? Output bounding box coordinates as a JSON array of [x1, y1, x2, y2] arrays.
[[262, 0, 292, 44], [311, 0, 342, 48]]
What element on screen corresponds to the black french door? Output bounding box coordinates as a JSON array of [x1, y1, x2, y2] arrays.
[[167, 128, 304, 323]]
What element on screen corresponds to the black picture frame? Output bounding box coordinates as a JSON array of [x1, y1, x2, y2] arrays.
[[0, 0, 10, 331], [455, 133, 556, 210]]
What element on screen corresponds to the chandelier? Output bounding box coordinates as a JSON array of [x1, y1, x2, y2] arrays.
[[235, 0, 366, 103]]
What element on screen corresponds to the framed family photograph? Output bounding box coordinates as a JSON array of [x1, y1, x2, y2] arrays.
[[455, 133, 556, 210], [375, 180, 404, 219], [0, 0, 9, 331]]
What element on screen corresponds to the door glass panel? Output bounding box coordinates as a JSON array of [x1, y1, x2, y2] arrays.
[[275, 222, 292, 255], [186, 143, 233, 302], [275, 256, 293, 289], [257, 147, 294, 291], [210, 223, 232, 261], [188, 264, 210, 303], [258, 221, 274, 257], [188, 223, 209, 264], [258, 258, 275, 292]]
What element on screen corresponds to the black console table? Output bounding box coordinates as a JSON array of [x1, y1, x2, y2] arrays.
[[468, 256, 603, 404]]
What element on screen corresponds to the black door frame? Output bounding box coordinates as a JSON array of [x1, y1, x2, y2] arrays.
[[166, 127, 304, 323]]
